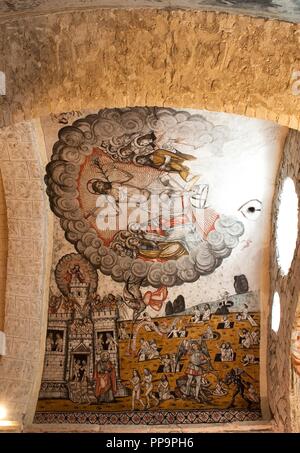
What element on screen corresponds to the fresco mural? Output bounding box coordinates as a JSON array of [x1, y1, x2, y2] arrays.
[[34, 107, 285, 425], [2, 1, 300, 23]]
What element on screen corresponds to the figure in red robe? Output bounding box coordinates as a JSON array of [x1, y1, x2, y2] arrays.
[[94, 351, 117, 402], [66, 264, 85, 285]]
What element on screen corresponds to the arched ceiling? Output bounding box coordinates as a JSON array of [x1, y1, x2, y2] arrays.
[[0, 0, 300, 23], [0, 0, 300, 428]]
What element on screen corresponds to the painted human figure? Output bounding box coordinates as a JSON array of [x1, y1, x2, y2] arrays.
[[145, 222, 202, 256], [138, 338, 151, 361], [203, 326, 214, 340], [94, 351, 117, 403], [178, 325, 187, 338], [202, 304, 211, 322], [116, 132, 156, 161], [143, 368, 159, 409], [161, 354, 171, 373], [219, 342, 235, 362], [244, 382, 259, 405], [239, 328, 252, 349], [191, 306, 202, 323], [157, 375, 175, 401], [148, 339, 160, 359], [239, 303, 249, 320], [68, 264, 85, 285], [131, 369, 145, 411], [241, 354, 259, 366], [106, 333, 118, 352], [185, 342, 211, 403], [198, 336, 214, 372], [87, 158, 150, 207], [170, 353, 180, 373], [46, 332, 54, 352], [251, 329, 260, 346], [135, 148, 196, 182], [119, 325, 128, 340], [175, 338, 190, 371], [79, 360, 87, 382], [167, 321, 180, 338], [143, 287, 168, 312], [171, 318, 186, 338], [55, 333, 63, 352], [223, 342, 234, 361], [97, 333, 104, 351], [219, 343, 227, 362], [73, 359, 81, 382], [128, 131, 197, 183], [236, 304, 258, 327]]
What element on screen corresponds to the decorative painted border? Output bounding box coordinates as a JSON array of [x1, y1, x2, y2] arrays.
[[34, 409, 261, 425], [45, 107, 244, 289]]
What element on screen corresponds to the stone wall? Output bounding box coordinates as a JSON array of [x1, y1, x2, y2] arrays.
[[290, 364, 300, 431], [1, 0, 300, 23], [268, 128, 300, 432], [0, 6, 299, 431], [0, 9, 300, 128], [0, 168, 7, 332], [0, 121, 52, 426]]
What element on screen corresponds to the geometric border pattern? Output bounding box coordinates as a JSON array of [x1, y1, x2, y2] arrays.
[[34, 409, 262, 425]]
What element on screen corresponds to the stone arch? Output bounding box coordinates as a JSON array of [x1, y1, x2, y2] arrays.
[[0, 9, 300, 128], [0, 7, 299, 431], [0, 167, 8, 334], [0, 120, 53, 427], [268, 129, 300, 432]]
